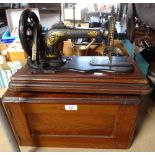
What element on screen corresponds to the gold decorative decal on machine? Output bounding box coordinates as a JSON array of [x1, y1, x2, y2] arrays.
[[88, 31, 98, 38], [46, 53, 57, 58], [47, 31, 64, 46], [109, 17, 115, 47]]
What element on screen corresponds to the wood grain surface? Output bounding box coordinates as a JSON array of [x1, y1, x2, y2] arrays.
[[2, 90, 140, 149], [1, 54, 151, 149], [9, 56, 151, 94]]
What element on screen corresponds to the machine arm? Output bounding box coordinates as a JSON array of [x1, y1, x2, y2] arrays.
[[45, 26, 108, 56]]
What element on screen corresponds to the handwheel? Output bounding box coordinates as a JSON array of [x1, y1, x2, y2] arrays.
[[19, 9, 40, 57]]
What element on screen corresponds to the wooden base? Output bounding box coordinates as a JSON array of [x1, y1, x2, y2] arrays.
[[9, 57, 151, 95]]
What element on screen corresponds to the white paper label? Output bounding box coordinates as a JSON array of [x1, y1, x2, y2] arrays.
[[94, 72, 103, 76], [65, 105, 78, 110]]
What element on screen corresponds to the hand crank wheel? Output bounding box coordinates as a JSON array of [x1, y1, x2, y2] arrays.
[[19, 9, 40, 57]]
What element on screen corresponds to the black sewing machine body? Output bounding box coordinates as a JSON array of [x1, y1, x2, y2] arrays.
[[19, 9, 133, 73]]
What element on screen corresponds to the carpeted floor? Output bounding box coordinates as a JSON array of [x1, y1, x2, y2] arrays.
[[0, 89, 155, 152]]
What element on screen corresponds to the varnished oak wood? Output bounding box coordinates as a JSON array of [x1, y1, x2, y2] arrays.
[[1, 55, 152, 149], [9, 56, 151, 95], [2, 90, 140, 149]]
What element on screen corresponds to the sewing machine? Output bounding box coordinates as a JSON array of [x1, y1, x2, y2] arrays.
[[19, 9, 133, 73], [1, 9, 151, 149]]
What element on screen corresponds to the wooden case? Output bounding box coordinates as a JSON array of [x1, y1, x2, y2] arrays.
[[1, 56, 152, 149], [3, 90, 141, 149]]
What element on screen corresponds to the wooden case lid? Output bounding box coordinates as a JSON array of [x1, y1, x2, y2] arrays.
[[3, 88, 142, 105]]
